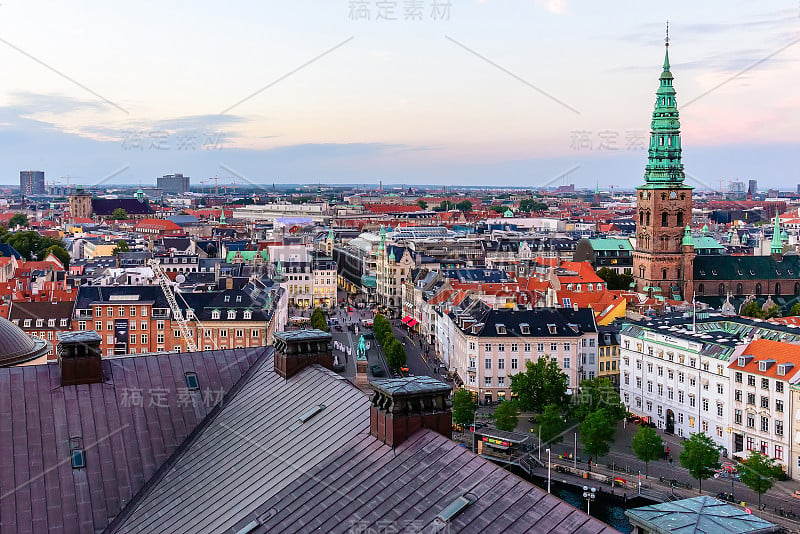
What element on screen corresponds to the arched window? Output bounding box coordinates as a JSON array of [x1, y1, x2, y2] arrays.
[[718, 283, 724, 295], [698, 284, 704, 294], [662, 268, 668, 280], [662, 212, 669, 227], [639, 265, 645, 278], [677, 268, 681, 279], [755, 283, 762, 296], [646, 212, 650, 226], [775, 283, 781, 295], [676, 212, 684, 227], [640, 211, 644, 225], [737, 283, 743, 295]]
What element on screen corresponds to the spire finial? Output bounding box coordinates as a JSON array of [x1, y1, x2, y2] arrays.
[[665, 20, 669, 47]]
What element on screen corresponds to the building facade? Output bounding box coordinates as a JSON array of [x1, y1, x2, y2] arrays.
[[157, 173, 190, 194], [20, 170, 45, 196]]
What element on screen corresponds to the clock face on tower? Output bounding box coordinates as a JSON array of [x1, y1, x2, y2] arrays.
[[669, 191, 677, 199]]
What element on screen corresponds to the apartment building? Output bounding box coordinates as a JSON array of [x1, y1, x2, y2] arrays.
[[441, 298, 598, 403], [376, 239, 415, 315], [619, 314, 800, 457], [598, 326, 621, 389], [9, 300, 74, 362], [728, 338, 800, 477]]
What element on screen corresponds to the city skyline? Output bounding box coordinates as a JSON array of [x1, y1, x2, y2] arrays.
[[0, 2, 797, 188]]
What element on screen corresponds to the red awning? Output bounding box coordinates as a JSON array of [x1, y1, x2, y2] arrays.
[[400, 316, 412, 324], [407, 319, 419, 327]]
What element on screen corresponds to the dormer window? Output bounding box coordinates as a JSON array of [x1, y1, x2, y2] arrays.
[[60, 318, 68, 327], [758, 359, 775, 372], [48, 319, 55, 327], [520, 323, 530, 335], [562, 298, 571, 308], [547, 324, 557, 335], [211, 310, 220, 320], [23, 319, 31, 327], [224, 295, 230, 302], [495, 324, 506, 335], [36, 319, 43, 327], [236, 295, 242, 302], [243, 310, 252, 320], [227, 310, 236, 320]]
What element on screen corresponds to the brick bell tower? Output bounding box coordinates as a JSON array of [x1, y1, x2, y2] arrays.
[[633, 24, 694, 301]]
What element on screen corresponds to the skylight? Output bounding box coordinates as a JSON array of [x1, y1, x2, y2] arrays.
[[185, 371, 200, 390], [436, 494, 476, 523], [299, 404, 326, 423]]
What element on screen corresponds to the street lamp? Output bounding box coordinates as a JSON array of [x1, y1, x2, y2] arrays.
[[547, 448, 551, 494], [582, 486, 597, 515]]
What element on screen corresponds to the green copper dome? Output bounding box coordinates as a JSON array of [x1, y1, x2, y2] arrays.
[[643, 31, 685, 185]]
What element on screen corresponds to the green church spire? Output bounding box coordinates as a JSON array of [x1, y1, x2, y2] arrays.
[[771, 215, 783, 255], [643, 22, 685, 185]]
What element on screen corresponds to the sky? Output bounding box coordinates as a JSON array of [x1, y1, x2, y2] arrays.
[[0, 1, 798, 190]]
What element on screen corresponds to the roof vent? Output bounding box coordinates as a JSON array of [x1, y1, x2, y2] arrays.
[[298, 404, 326, 423]]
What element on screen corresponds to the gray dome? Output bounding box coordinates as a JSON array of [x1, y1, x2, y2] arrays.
[[0, 316, 51, 366]]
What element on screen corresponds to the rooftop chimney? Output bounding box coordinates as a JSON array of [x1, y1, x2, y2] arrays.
[[273, 329, 333, 379], [57, 330, 103, 386], [370, 377, 452, 447]]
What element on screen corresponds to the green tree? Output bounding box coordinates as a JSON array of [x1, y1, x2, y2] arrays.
[[510, 357, 569, 413], [416, 199, 428, 210], [456, 200, 473, 212], [8, 213, 28, 228], [739, 450, 783, 509], [579, 408, 616, 462], [493, 401, 518, 432], [439, 200, 456, 211], [740, 301, 765, 319], [488, 205, 506, 213], [678, 432, 720, 493], [310, 308, 329, 332], [110, 208, 128, 220], [517, 199, 548, 212], [538, 403, 565, 443], [789, 302, 800, 317], [112, 240, 130, 255], [763, 305, 781, 319], [385, 337, 407, 369], [373, 314, 391, 344], [43, 245, 70, 268], [452, 388, 477, 427], [596, 267, 634, 291], [631, 426, 663, 478], [573, 377, 626, 423]]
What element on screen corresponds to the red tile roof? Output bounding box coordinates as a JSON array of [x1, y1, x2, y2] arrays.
[[728, 338, 800, 380]]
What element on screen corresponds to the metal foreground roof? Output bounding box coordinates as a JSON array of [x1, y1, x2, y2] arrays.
[[625, 496, 779, 534]]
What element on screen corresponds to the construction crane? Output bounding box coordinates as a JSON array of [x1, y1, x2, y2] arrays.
[[149, 259, 198, 352], [200, 176, 234, 195]]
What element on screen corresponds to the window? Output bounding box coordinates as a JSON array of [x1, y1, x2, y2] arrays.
[[776, 420, 784, 436], [130, 322, 136, 331], [485, 358, 492, 370], [748, 375, 756, 386], [689, 395, 696, 407], [510, 343, 518, 352], [678, 391, 684, 403], [107, 307, 113, 317], [60, 318, 68, 327], [761, 396, 770, 409], [717, 405, 723, 417], [524, 343, 531, 352], [157, 334, 164, 344], [485, 344, 492, 352], [550, 343, 557, 352], [667, 388, 673, 400], [747, 393, 756, 405], [227, 310, 236, 320], [484, 377, 492, 387], [646, 401, 653, 412], [747, 437, 754, 450], [498, 344, 505, 353], [657, 366, 663, 377], [141, 334, 148, 344], [107, 322, 113, 331], [777, 399, 784, 412], [734, 409, 742, 425], [118, 306, 124, 317], [762, 378, 769, 390], [735, 390, 742, 402], [220, 329, 228, 338], [702, 421, 708, 432], [668, 370, 673, 380], [23, 319, 31, 327], [776, 382, 784, 393], [636, 377, 642, 389], [236, 329, 243, 338], [498, 377, 505, 387], [141, 321, 147, 330], [511, 358, 518, 370], [498, 359, 505, 370], [211, 310, 220, 320], [702, 399, 709, 412], [129, 334, 137, 344], [130, 306, 137, 317], [678, 372, 684, 383], [563, 343, 570, 351], [647, 381, 653, 393], [537, 343, 544, 352], [243, 310, 252, 320], [95, 308, 102, 317], [776, 445, 783, 461], [251, 329, 259, 337], [157, 320, 164, 330], [761, 416, 769, 432], [95, 321, 102, 331]]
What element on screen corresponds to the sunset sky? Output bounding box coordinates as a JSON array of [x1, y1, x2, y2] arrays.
[[0, 1, 798, 189]]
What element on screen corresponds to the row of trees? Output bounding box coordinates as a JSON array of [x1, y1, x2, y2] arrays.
[[373, 314, 407, 369]]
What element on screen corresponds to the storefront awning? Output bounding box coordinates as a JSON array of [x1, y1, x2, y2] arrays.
[[407, 319, 419, 327], [400, 316, 412, 324]]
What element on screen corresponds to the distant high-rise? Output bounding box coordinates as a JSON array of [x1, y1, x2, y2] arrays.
[[157, 173, 190, 194], [20, 171, 45, 196], [748, 179, 758, 197]]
